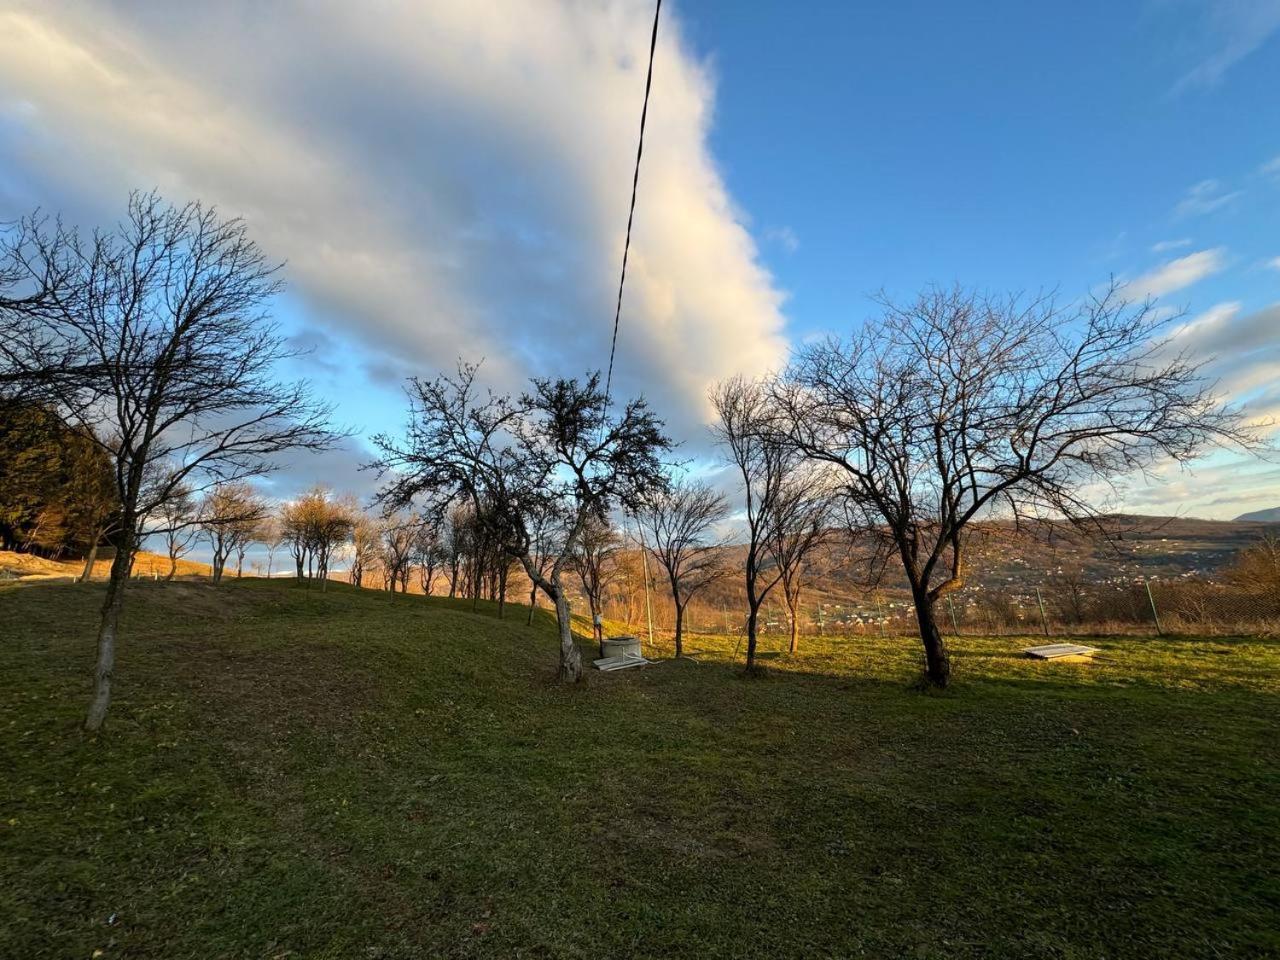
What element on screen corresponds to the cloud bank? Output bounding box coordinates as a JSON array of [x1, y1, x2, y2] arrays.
[[1123, 248, 1226, 300], [0, 0, 789, 440]]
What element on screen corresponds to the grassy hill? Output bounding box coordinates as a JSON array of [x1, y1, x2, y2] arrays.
[[0, 548, 210, 582], [2, 578, 1278, 958]]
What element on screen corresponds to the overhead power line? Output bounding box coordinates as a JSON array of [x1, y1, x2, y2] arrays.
[[603, 0, 662, 405]]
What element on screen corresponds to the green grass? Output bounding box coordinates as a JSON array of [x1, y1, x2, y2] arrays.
[[2, 578, 1278, 959]]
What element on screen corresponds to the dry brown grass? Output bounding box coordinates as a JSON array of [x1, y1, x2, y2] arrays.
[[0, 549, 210, 582]]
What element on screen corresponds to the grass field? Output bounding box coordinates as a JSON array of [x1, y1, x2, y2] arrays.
[[2, 578, 1277, 959]]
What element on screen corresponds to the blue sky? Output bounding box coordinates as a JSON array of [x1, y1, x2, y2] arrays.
[[1, 0, 1278, 517], [687, 0, 1280, 324]]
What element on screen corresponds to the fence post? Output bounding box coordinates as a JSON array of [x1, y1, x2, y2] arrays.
[[946, 595, 959, 635], [877, 600, 886, 638], [1035, 587, 1050, 636], [818, 603, 825, 636], [1145, 579, 1163, 636]]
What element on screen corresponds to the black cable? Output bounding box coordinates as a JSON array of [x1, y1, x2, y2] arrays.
[[603, 0, 662, 406]]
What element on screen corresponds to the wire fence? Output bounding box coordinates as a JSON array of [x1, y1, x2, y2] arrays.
[[603, 578, 1280, 641]]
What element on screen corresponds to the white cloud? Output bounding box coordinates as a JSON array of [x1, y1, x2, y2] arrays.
[[1171, 0, 1280, 94], [1262, 155, 1280, 177], [1266, 256, 1280, 271], [1173, 179, 1242, 218], [1152, 238, 1192, 253], [1123, 248, 1227, 300], [0, 2, 789, 439]]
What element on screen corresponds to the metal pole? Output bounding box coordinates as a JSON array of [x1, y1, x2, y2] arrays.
[[818, 603, 825, 636], [877, 600, 886, 638], [947, 595, 959, 635], [1035, 587, 1050, 636], [1145, 579, 1163, 636]]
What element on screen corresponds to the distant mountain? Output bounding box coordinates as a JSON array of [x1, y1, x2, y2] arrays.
[[1234, 507, 1280, 523]]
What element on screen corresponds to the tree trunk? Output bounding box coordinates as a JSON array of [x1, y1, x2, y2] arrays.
[[79, 532, 101, 583], [673, 601, 685, 659], [912, 587, 952, 687], [527, 582, 537, 625], [590, 595, 604, 657], [553, 585, 583, 682], [86, 527, 134, 731], [745, 603, 760, 673], [787, 586, 801, 655], [166, 553, 177, 581]]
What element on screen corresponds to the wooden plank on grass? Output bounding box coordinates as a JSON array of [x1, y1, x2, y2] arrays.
[[1024, 643, 1099, 660], [593, 653, 650, 671]]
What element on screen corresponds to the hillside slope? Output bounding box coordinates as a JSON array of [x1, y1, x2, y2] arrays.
[[1, 579, 1277, 959], [1235, 506, 1280, 523], [0, 549, 210, 582]]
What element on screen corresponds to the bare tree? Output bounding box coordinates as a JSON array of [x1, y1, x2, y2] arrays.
[[380, 515, 416, 594], [156, 480, 200, 580], [710, 375, 795, 674], [572, 514, 622, 654], [770, 468, 836, 654], [0, 193, 340, 729], [311, 490, 355, 588], [259, 517, 283, 579], [374, 364, 670, 680], [413, 515, 444, 595], [774, 284, 1254, 686], [281, 499, 311, 582], [348, 510, 381, 588], [443, 504, 469, 598], [200, 483, 268, 585], [523, 499, 566, 625], [637, 480, 728, 658], [278, 487, 353, 587]]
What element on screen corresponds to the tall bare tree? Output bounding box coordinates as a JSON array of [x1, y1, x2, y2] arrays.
[[0, 193, 339, 729], [637, 480, 729, 658], [774, 284, 1254, 686], [710, 375, 793, 674]]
